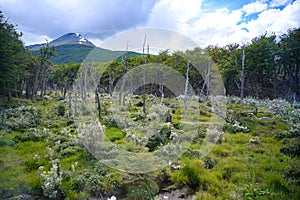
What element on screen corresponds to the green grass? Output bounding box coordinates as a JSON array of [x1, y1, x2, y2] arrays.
[[105, 126, 125, 142], [0, 95, 299, 199]]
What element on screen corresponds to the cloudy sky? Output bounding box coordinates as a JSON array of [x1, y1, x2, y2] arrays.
[[0, 0, 299, 47]]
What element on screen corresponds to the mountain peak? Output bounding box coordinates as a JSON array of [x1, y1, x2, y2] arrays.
[[27, 32, 95, 50], [50, 32, 95, 47]]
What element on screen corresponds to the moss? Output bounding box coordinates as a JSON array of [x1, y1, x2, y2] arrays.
[[105, 126, 125, 142]]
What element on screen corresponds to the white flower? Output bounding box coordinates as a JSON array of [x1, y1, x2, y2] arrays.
[[108, 196, 117, 200]]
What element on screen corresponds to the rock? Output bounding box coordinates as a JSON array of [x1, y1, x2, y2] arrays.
[[258, 116, 271, 120], [9, 194, 34, 200], [249, 136, 259, 145], [135, 101, 144, 107]]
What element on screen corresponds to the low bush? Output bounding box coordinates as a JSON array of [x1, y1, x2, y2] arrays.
[[0, 106, 42, 131], [124, 179, 158, 200]]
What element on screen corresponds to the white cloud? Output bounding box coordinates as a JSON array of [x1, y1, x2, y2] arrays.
[[244, 0, 300, 36], [147, 0, 202, 30], [0, 0, 158, 44], [242, 0, 269, 15], [147, 0, 300, 47], [1, 0, 299, 48], [270, 0, 293, 7]]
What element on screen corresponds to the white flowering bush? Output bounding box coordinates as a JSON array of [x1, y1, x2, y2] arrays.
[[44, 128, 80, 157], [39, 159, 62, 199], [77, 120, 105, 154], [126, 132, 148, 146], [147, 104, 171, 122], [103, 108, 131, 128], [228, 96, 300, 124], [207, 127, 225, 144], [0, 106, 42, 131], [231, 121, 250, 133]]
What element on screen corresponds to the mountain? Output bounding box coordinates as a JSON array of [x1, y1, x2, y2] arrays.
[[28, 33, 142, 64], [47, 44, 141, 64], [27, 33, 95, 51]]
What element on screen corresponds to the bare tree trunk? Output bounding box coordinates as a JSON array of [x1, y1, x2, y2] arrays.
[[240, 45, 245, 100], [119, 57, 127, 106], [69, 86, 73, 117], [83, 61, 87, 104], [159, 84, 164, 105], [89, 62, 102, 118], [142, 36, 147, 114], [32, 64, 42, 99], [74, 85, 77, 116], [206, 60, 211, 102], [130, 73, 133, 95], [108, 66, 114, 98], [184, 62, 190, 115], [122, 74, 126, 106], [95, 85, 101, 119], [199, 60, 211, 102]]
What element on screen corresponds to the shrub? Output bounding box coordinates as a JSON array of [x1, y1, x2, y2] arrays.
[[146, 123, 173, 151], [39, 159, 63, 199], [125, 180, 158, 200], [81, 163, 121, 198], [280, 139, 300, 157], [171, 159, 204, 190], [203, 156, 216, 169], [0, 139, 15, 147], [225, 121, 249, 134], [0, 106, 42, 131], [77, 121, 105, 154], [57, 104, 66, 117], [284, 167, 300, 185]]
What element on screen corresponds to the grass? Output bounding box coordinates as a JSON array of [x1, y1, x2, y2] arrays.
[[105, 126, 125, 142], [0, 94, 299, 199]]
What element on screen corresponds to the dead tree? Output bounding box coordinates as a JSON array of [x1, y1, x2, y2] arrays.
[[159, 84, 164, 105], [83, 60, 88, 104], [73, 84, 77, 116], [108, 67, 114, 97], [240, 45, 245, 100], [69, 86, 73, 117], [119, 56, 127, 106], [142, 36, 147, 114], [200, 59, 211, 102], [184, 62, 190, 115], [89, 62, 102, 119]]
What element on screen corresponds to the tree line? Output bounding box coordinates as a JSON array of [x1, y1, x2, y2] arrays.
[[0, 10, 299, 103]]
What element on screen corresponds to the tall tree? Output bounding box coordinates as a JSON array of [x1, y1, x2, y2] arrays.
[[277, 28, 300, 101], [245, 33, 278, 98], [0, 11, 26, 101]]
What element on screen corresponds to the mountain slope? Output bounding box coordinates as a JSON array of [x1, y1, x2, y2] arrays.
[[28, 33, 142, 64], [50, 33, 95, 47], [31, 44, 141, 64], [27, 33, 95, 51]]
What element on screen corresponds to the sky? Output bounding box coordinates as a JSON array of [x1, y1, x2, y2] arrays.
[[0, 0, 299, 48]]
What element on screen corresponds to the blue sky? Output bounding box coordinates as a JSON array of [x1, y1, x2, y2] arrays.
[[0, 0, 299, 47]]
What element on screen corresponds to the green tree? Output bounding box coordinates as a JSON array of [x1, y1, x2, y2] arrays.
[[0, 10, 25, 101], [245, 32, 279, 98], [277, 28, 300, 101], [50, 62, 81, 98]]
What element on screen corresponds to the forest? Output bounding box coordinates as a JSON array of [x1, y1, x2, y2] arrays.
[[1, 10, 300, 200]]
